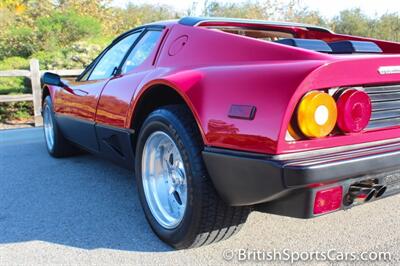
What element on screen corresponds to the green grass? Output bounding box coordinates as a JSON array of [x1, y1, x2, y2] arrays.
[[0, 102, 33, 122], [0, 57, 31, 95], [0, 77, 30, 95]]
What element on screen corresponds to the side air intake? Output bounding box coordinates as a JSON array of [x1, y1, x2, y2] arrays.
[[275, 38, 332, 53], [329, 41, 383, 54]]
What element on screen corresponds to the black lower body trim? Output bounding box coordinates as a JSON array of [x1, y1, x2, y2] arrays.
[[56, 114, 98, 152], [202, 149, 286, 206], [202, 142, 400, 208], [55, 115, 135, 170], [95, 123, 135, 170]]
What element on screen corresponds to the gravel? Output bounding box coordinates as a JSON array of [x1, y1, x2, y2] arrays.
[[0, 127, 399, 265]]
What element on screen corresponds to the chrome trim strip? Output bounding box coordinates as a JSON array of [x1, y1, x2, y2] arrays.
[[274, 138, 400, 161], [378, 66, 400, 75], [283, 141, 400, 167]]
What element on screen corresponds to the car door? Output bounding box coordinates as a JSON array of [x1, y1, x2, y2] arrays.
[[55, 31, 142, 152], [94, 27, 165, 167]]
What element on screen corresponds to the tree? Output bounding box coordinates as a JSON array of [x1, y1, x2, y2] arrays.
[[374, 13, 400, 42], [204, 0, 277, 19], [331, 8, 373, 37], [0, 27, 37, 59], [36, 11, 102, 49], [109, 3, 179, 34], [282, 1, 327, 27]]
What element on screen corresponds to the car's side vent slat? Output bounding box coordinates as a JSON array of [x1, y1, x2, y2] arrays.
[[364, 84, 400, 130], [370, 109, 400, 121], [371, 101, 400, 111], [364, 85, 400, 94], [369, 92, 400, 102], [368, 117, 400, 130]]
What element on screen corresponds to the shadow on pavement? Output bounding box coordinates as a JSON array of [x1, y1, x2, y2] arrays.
[[0, 128, 172, 252]]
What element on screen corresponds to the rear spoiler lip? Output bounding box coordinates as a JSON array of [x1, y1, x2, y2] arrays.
[[178, 16, 334, 33]]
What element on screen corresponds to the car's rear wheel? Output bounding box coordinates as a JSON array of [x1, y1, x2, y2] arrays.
[[43, 96, 79, 157], [135, 105, 251, 249]]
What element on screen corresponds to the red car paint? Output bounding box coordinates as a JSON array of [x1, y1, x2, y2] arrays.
[[47, 20, 400, 155]]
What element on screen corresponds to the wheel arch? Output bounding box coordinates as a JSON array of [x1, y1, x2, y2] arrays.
[[128, 83, 207, 148], [42, 85, 50, 107]]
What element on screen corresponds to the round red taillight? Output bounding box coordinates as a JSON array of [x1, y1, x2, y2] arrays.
[[336, 89, 371, 133]]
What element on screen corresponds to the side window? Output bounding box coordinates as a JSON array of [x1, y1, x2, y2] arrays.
[[121, 30, 162, 74], [89, 32, 141, 80]]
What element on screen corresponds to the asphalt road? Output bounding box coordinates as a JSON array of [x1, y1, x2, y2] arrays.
[[1, 127, 400, 265]]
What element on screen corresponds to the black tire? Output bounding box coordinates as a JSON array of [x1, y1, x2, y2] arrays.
[[135, 105, 251, 249], [43, 96, 79, 157]]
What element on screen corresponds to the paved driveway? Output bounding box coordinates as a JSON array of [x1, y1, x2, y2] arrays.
[[0, 128, 399, 265]]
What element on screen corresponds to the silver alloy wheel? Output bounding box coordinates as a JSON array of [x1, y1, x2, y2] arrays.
[[43, 104, 55, 151], [141, 131, 188, 229]]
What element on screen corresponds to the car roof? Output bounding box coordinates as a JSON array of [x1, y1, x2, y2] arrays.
[[145, 19, 179, 27], [177, 16, 333, 33]]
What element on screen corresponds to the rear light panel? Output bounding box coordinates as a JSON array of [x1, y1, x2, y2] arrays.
[[288, 87, 372, 140]]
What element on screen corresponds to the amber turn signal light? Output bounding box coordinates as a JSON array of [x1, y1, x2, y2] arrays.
[[297, 91, 337, 138]]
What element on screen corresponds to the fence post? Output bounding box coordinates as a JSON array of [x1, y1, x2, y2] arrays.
[[30, 59, 43, 126]]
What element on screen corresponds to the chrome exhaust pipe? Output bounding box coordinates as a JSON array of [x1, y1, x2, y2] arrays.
[[355, 182, 387, 198], [372, 185, 387, 198], [344, 185, 376, 205]]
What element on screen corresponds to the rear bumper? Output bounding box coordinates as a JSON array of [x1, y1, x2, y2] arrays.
[[202, 140, 400, 217]]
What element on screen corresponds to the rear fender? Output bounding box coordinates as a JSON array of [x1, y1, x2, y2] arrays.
[[130, 61, 324, 154], [127, 70, 207, 143]]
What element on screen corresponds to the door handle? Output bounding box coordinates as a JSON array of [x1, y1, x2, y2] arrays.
[[72, 89, 89, 96], [62, 86, 88, 96]]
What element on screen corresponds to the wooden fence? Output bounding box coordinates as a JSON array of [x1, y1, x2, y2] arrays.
[[0, 59, 83, 126]]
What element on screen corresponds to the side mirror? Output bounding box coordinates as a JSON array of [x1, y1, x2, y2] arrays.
[[42, 72, 65, 87]]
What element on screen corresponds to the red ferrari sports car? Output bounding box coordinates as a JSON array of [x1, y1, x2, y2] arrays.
[[42, 17, 400, 249]]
